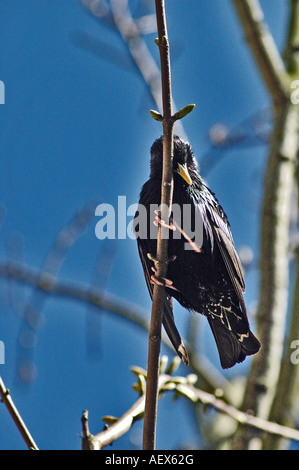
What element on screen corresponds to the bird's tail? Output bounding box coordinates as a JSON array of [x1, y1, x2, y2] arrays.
[[208, 317, 260, 369]]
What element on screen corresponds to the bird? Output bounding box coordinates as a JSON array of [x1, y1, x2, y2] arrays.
[[133, 135, 261, 369]]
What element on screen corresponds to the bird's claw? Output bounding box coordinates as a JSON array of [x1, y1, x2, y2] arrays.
[[147, 252, 158, 264], [150, 260, 179, 291], [153, 210, 176, 231], [147, 253, 177, 265], [153, 211, 201, 253], [150, 274, 179, 291]]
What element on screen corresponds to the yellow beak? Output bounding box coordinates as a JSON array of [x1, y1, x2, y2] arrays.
[[177, 163, 192, 185]]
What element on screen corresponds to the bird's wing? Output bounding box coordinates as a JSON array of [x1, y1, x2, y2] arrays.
[[191, 187, 248, 311], [137, 238, 189, 365], [198, 199, 260, 368], [193, 186, 246, 302], [206, 204, 245, 302]]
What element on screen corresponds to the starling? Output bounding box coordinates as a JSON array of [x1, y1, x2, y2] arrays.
[[134, 135, 260, 369]]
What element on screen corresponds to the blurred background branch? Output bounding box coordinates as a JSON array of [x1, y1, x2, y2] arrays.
[[230, 0, 299, 450], [78, 0, 188, 140]]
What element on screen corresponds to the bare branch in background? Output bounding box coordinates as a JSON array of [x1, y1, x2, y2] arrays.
[[230, 0, 299, 450], [85, 241, 117, 361], [231, 0, 290, 106], [13, 203, 95, 385], [79, 0, 188, 141], [0, 259, 234, 400]]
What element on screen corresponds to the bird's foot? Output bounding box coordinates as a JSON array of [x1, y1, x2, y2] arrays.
[[150, 273, 179, 291], [147, 253, 177, 265], [176, 225, 202, 253], [153, 210, 176, 231], [147, 252, 158, 264], [153, 210, 201, 253], [149, 258, 178, 291], [171, 220, 202, 253]]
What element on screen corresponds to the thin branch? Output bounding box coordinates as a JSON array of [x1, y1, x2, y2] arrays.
[[85, 242, 116, 360], [0, 260, 230, 396], [176, 382, 299, 443], [81, 366, 299, 450], [231, 0, 290, 107], [110, 0, 162, 109], [0, 376, 39, 450], [14, 203, 95, 384], [142, 0, 174, 451], [0, 261, 151, 335], [82, 0, 188, 140], [82, 373, 170, 450]]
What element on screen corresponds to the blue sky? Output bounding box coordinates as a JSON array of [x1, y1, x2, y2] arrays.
[[0, 0, 290, 450]]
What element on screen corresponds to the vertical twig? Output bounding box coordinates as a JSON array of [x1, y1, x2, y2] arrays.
[[142, 1, 195, 450], [142, 0, 174, 451], [108, 0, 188, 141]]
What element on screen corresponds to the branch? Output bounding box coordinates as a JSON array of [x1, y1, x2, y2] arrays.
[[13, 203, 95, 383], [82, 0, 188, 140], [231, 0, 299, 450], [81, 361, 299, 450], [0, 260, 151, 333], [262, 243, 299, 450], [176, 382, 299, 443], [231, 95, 299, 452], [283, 0, 299, 75], [142, 0, 175, 451], [0, 260, 231, 397], [0, 376, 39, 450], [81, 372, 170, 450], [141, 0, 194, 451], [231, 0, 290, 106], [262, 3, 299, 450]]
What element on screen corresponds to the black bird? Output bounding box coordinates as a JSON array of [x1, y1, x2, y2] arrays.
[[134, 135, 260, 369]]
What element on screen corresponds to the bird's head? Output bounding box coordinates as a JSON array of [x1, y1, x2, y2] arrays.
[[150, 135, 199, 185]]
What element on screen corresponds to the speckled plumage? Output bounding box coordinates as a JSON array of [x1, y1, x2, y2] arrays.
[[134, 135, 260, 369]]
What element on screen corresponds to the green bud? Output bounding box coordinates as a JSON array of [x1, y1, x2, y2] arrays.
[[173, 104, 195, 121], [150, 109, 163, 121], [102, 415, 118, 424]]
